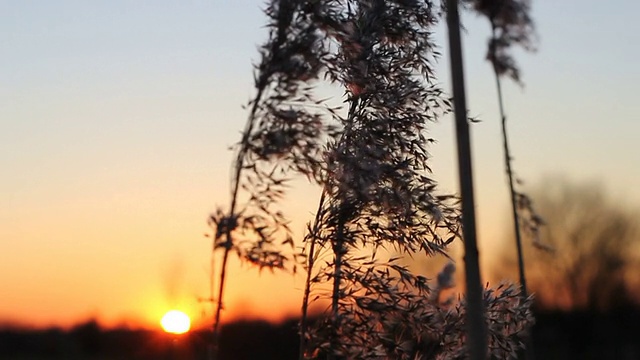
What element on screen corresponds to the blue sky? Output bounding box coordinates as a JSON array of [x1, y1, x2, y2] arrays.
[[1, 0, 638, 327]]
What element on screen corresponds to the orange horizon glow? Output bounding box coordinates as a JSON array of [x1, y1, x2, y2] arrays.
[[0, 238, 515, 331], [3, 0, 640, 337]]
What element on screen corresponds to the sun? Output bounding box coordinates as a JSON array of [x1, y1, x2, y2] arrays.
[[160, 310, 191, 334]]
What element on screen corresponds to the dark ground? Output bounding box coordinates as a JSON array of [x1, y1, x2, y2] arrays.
[[1, 308, 639, 359]]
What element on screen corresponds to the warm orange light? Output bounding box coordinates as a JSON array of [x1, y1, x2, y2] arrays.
[[160, 310, 191, 334]]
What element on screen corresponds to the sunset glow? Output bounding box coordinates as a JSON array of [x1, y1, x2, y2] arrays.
[[161, 310, 190, 334], [1, 0, 639, 332]]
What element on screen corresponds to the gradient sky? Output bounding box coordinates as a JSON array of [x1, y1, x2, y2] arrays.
[[1, 1, 638, 329]]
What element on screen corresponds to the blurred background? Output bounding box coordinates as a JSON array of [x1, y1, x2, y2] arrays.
[[1, 0, 638, 359]]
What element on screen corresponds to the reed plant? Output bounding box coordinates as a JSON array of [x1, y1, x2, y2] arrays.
[[208, 1, 536, 359]]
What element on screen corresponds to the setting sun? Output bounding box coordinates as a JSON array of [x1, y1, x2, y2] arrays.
[[160, 310, 191, 334]]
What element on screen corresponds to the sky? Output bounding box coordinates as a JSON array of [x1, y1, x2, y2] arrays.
[[1, 1, 639, 330]]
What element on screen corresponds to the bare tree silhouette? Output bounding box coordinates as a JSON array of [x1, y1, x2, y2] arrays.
[[494, 178, 640, 312]]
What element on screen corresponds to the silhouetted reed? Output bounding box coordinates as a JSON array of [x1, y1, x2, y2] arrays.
[[209, 1, 536, 359]]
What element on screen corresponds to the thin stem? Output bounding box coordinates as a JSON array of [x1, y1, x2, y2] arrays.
[[331, 222, 344, 318], [207, 228, 216, 360], [445, 1, 488, 359], [328, 221, 344, 360], [299, 190, 327, 360], [211, 86, 266, 360], [492, 44, 528, 297], [211, 245, 231, 360], [491, 23, 534, 360], [327, 97, 359, 360], [230, 86, 265, 213], [300, 96, 359, 360]]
